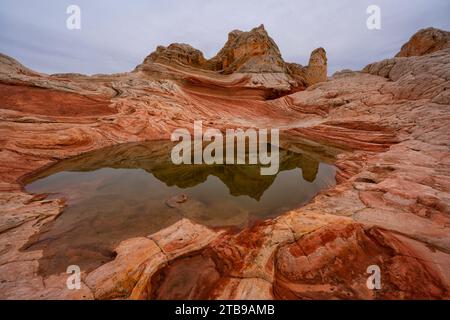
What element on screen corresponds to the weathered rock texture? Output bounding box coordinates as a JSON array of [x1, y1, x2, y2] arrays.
[[0, 27, 449, 300], [396, 27, 450, 57], [137, 25, 327, 92], [206, 24, 286, 74], [142, 43, 207, 69]]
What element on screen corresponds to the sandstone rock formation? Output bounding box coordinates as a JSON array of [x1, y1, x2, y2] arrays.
[[0, 53, 42, 77], [396, 27, 450, 57], [206, 24, 286, 74], [136, 24, 328, 92], [141, 43, 207, 68], [0, 27, 449, 300], [305, 47, 328, 85]]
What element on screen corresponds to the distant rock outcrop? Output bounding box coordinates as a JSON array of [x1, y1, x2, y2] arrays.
[[206, 24, 286, 74], [305, 47, 328, 85], [396, 27, 450, 57], [136, 25, 328, 90], [364, 28, 450, 104], [0, 53, 41, 77], [142, 43, 207, 68]]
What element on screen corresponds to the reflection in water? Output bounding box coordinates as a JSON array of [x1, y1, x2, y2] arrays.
[[24, 140, 336, 276]]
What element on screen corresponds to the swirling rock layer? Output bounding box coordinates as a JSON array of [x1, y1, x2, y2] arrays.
[[0, 27, 449, 299]]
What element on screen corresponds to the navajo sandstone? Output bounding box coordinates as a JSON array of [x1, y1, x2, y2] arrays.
[[0, 26, 449, 299]]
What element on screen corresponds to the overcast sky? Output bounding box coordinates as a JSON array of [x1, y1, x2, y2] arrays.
[[1, 0, 449, 75]]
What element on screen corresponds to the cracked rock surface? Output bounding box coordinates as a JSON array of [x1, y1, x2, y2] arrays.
[[0, 27, 449, 299]]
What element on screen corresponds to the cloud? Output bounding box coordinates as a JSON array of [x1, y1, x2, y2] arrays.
[[1, 0, 449, 74]]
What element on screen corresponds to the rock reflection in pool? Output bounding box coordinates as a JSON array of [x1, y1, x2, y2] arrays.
[[24, 140, 336, 276]]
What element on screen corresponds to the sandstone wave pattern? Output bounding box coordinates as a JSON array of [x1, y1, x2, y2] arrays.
[[0, 26, 449, 299]]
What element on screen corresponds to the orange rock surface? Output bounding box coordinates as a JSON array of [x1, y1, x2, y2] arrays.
[[396, 27, 450, 57], [0, 27, 449, 300]]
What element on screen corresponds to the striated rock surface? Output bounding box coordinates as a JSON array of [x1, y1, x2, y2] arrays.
[[85, 219, 219, 300], [140, 43, 207, 68], [0, 53, 42, 77], [305, 47, 327, 85], [0, 27, 450, 300], [396, 27, 450, 57], [274, 223, 448, 299], [138, 24, 288, 74], [363, 47, 450, 103], [206, 24, 286, 74], [136, 24, 327, 92]]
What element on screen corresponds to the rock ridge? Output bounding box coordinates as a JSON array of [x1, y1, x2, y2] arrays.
[[0, 26, 449, 300], [136, 24, 328, 90]]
